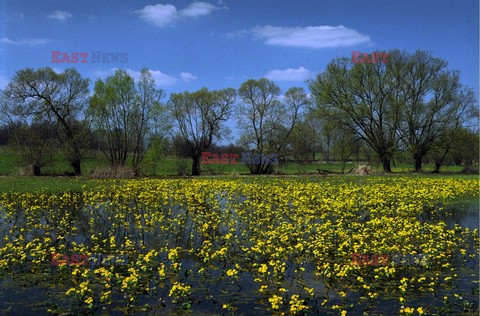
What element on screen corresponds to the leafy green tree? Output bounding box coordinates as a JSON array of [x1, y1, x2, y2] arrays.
[[449, 128, 479, 172], [88, 69, 165, 175], [310, 51, 401, 172], [310, 49, 476, 173], [131, 69, 166, 174]]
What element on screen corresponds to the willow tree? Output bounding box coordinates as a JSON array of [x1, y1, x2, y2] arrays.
[[4, 67, 89, 175], [170, 88, 236, 176], [237, 79, 306, 174], [310, 51, 402, 172], [395, 50, 475, 172], [88, 69, 164, 175], [311, 49, 476, 173]]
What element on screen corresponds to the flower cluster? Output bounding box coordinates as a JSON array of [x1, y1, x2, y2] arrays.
[[0, 176, 477, 314]]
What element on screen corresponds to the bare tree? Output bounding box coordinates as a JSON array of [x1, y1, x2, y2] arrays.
[[395, 50, 476, 172], [321, 119, 336, 161], [4, 67, 89, 175], [170, 88, 236, 175], [0, 96, 57, 175], [237, 79, 305, 174], [289, 109, 323, 162]]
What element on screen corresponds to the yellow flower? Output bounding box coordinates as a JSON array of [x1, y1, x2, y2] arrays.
[[66, 287, 76, 296], [258, 264, 268, 274], [289, 294, 307, 313], [268, 294, 282, 310], [168, 248, 178, 261]]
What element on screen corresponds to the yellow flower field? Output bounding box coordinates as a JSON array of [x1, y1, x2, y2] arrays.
[[0, 176, 478, 314]]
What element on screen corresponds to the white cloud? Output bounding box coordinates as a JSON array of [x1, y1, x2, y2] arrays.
[[179, 2, 219, 17], [143, 69, 177, 86], [264, 66, 311, 82], [93, 68, 177, 87], [242, 25, 370, 48], [47, 10, 73, 21], [135, 2, 220, 27], [0, 37, 52, 46], [135, 4, 178, 27], [180, 72, 197, 82]]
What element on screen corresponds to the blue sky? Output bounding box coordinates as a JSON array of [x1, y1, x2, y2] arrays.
[[0, 0, 478, 141]]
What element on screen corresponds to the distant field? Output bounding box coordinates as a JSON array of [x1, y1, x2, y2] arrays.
[[0, 146, 469, 178]]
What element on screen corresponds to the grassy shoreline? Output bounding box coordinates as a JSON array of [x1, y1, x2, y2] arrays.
[[0, 173, 477, 193]]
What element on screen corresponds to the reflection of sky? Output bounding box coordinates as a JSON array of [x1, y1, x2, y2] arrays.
[[443, 199, 479, 230]]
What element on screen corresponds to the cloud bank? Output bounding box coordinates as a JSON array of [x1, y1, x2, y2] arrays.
[[229, 25, 371, 48]]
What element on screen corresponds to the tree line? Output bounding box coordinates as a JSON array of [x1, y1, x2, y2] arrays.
[[0, 49, 478, 176]]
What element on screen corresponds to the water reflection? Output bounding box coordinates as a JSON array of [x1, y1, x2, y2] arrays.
[[442, 199, 479, 230]]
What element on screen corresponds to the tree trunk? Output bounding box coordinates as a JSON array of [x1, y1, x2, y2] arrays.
[[463, 161, 473, 173], [32, 164, 41, 176], [341, 160, 347, 174], [112, 160, 125, 177], [70, 158, 81, 176], [381, 157, 392, 173], [57, 115, 83, 176], [433, 143, 452, 174], [191, 155, 201, 176], [263, 163, 274, 174], [414, 154, 423, 173]]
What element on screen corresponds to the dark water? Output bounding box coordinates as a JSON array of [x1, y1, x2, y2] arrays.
[[442, 199, 479, 230], [0, 198, 478, 315]]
